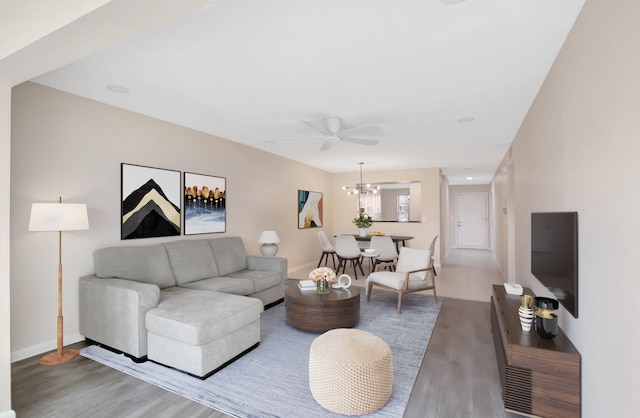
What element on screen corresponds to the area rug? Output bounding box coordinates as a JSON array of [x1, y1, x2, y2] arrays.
[[80, 290, 441, 417]]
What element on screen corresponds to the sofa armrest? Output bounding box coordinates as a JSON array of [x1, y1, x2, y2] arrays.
[[79, 275, 160, 358], [246, 255, 288, 281]]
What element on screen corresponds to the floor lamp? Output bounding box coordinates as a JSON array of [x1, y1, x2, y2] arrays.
[[29, 196, 89, 365]]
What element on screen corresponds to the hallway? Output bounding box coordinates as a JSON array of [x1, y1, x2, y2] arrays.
[[405, 248, 517, 418], [436, 248, 506, 302]]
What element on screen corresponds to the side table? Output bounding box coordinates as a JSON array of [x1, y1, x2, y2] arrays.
[[360, 252, 379, 274]]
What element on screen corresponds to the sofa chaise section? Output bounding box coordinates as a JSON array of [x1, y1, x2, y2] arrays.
[[146, 287, 263, 377]]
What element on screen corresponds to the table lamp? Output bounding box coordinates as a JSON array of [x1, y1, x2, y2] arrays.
[[258, 230, 280, 256], [29, 196, 89, 365]]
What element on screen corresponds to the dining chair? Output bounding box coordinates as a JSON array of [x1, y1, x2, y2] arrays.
[[369, 235, 398, 271], [365, 246, 436, 313], [317, 231, 337, 269], [335, 235, 365, 280], [428, 235, 438, 277]]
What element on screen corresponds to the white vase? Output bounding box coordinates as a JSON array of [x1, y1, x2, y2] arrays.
[[359, 228, 367, 237], [518, 306, 534, 332]]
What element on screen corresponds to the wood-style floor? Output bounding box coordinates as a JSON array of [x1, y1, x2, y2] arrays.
[[11, 249, 519, 417]]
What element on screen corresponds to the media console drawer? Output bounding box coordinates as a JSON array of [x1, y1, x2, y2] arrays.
[[491, 285, 581, 417]]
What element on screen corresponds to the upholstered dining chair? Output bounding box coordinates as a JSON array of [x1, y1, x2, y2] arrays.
[[317, 231, 337, 269], [369, 235, 398, 271], [428, 235, 438, 277], [335, 235, 365, 280], [365, 246, 436, 313]]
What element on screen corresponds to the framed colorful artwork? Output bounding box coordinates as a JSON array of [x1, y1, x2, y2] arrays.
[[298, 190, 323, 229], [184, 172, 226, 235], [121, 163, 181, 239]]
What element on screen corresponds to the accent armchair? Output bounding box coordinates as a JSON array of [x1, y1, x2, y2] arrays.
[[365, 246, 437, 313]]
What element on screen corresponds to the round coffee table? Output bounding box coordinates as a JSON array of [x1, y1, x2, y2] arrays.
[[285, 285, 360, 333]]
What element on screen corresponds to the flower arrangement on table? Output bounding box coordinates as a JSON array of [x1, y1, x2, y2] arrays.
[[309, 267, 336, 294], [352, 212, 373, 229]]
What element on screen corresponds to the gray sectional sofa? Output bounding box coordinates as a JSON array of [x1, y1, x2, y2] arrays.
[[79, 236, 287, 377]]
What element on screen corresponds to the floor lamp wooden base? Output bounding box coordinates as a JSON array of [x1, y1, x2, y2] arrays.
[[39, 311, 78, 366], [40, 348, 79, 366]]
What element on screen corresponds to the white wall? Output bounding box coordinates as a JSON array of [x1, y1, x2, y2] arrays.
[[1, 86, 15, 418], [491, 0, 640, 415], [9, 82, 332, 360]]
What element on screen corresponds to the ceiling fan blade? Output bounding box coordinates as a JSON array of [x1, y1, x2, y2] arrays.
[[336, 124, 378, 136], [280, 136, 324, 141], [340, 137, 380, 146], [301, 120, 330, 135], [319, 140, 332, 151]]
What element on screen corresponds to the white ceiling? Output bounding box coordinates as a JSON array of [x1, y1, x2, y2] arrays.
[[31, 0, 584, 184]]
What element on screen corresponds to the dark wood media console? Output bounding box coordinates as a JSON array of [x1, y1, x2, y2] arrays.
[[491, 285, 581, 417]]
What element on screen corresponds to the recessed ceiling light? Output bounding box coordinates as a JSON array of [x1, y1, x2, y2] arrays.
[[457, 117, 475, 123], [106, 85, 129, 93], [466, 177, 473, 180]]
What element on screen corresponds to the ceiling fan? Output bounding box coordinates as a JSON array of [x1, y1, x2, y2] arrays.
[[282, 117, 380, 151]]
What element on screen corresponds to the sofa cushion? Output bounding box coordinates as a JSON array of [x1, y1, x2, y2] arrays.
[[226, 269, 282, 293], [94, 245, 175, 288], [163, 240, 219, 285], [180, 277, 254, 296], [208, 237, 248, 276], [146, 287, 263, 346]]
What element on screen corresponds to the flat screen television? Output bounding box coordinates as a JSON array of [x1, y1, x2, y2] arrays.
[[531, 212, 578, 318]]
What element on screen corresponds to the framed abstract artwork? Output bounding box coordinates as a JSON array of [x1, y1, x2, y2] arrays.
[[184, 172, 226, 235], [121, 163, 181, 240], [298, 190, 323, 229]]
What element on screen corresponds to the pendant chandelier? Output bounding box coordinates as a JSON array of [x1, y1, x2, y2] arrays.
[[342, 162, 379, 196]]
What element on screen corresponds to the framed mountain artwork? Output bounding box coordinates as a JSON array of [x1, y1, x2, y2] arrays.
[[184, 172, 226, 235], [121, 163, 181, 239]]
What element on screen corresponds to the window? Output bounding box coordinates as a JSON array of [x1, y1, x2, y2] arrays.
[[397, 194, 409, 221], [359, 194, 381, 214]]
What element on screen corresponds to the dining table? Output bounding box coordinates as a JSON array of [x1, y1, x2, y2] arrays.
[[351, 234, 414, 251]]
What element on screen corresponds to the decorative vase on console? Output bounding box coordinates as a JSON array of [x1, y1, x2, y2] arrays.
[[309, 267, 336, 295], [534, 297, 559, 339], [518, 294, 534, 332]]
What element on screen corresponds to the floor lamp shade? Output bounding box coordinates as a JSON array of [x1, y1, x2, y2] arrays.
[[29, 203, 89, 232], [29, 197, 89, 365]]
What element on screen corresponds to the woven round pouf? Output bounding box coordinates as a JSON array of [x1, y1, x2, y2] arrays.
[[309, 328, 393, 415]]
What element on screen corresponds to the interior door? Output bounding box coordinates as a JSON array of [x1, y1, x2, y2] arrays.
[[456, 193, 489, 249]]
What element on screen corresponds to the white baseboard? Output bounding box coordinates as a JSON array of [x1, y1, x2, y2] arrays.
[[11, 333, 84, 363], [0, 409, 16, 418]]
